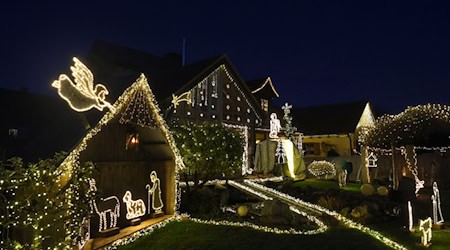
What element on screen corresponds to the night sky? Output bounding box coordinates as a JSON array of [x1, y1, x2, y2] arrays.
[[1, 1, 450, 113]]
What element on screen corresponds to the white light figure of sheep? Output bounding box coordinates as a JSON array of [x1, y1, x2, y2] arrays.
[[308, 161, 336, 180], [123, 191, 146, 220]]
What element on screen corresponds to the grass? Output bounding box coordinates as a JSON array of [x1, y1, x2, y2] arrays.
[[118, 220, 391, 250], [118, 180, 450, 249], [292, 178, 361, 193]]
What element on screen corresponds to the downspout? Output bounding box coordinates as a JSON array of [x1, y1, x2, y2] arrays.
[[347, 133, 353, 155]]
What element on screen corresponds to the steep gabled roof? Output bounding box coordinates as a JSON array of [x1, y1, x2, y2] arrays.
[[247, 77, 280, 99], [0, 88, 86, 162], [85, 40, 263, 118], [59, 74, 184, 177], [292, 100, 372, 135]]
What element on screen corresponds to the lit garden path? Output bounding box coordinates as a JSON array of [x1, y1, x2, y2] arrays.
[[228, 179, 408, 250]]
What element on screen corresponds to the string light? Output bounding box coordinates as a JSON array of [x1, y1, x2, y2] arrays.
[[57, 74, 184, 217], [408, 201, 413, 232], [123, 191, 146, 220], [418, 217, 432, 246], [251, 77, 280, 97], [360, 104, 450, 148], [146, 171, 164, 214], [243, 179, 407, 250], [51, 57, 115, 112], [89, 179, 120, 232], [171, 91, 192, 108], [223, 123, 250, 175], [432, 182, 444, 224], [307, 161, 336, 179]]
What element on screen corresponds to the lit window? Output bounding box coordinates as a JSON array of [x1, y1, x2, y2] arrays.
[[261, 99, 269, 112]]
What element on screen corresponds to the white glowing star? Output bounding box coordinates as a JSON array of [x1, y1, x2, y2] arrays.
[[52, 57, 115, 112], [172, 91, 192, 108], [123, 191, 146, 220]]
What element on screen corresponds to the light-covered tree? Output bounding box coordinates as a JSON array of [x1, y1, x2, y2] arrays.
[[172, 121, 244, 189], [0, 153, 95, 249]]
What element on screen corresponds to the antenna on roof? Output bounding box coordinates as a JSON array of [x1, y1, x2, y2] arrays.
[[182, 37, 186, 66]]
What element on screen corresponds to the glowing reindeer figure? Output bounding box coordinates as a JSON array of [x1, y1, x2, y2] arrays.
[[122, 191, 146, 220], [89, 179, 120, 232]]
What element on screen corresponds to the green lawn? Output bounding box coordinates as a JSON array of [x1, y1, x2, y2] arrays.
[[292, 178, 361, 193], [118, 220, 391, 250]]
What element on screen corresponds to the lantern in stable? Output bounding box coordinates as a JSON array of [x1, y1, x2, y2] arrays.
[[126, 130, 140, 150]]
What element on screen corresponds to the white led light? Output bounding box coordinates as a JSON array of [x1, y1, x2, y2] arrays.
[[52, 57, 115, 112], [123, 191, 146, 220], [146, 171, 164, 214], [89, 179, 120, 232], [418, 217, 432, 246]]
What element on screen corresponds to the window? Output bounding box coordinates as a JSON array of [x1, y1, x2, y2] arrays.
[[261, 99, 268, 112], [303, 143, 321, 156]]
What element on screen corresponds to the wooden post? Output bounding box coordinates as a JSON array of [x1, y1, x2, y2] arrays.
[[391, 143, 398, 190], [360, 145, 370, 184]]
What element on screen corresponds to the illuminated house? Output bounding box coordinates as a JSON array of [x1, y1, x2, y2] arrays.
[[86, 40, 269, 168], [292, 101, 376, 157]]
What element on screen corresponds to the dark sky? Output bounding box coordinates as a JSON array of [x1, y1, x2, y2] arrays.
[[1, 1, 450, 113]]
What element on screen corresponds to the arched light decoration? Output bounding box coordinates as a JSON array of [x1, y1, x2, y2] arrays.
[[223, 123, 250, 175], [52, 57, 115, 112], [359, 104, 450, 148]]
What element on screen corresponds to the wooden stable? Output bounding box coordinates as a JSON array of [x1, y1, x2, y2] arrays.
[[58, 74, 183, 248]]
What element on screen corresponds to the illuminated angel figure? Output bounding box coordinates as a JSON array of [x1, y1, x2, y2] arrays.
[[146, 171, 164, 214], [269, 113, 281, 138], [52, 57, 115, 112]]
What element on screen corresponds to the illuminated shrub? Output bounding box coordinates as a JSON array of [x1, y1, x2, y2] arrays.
[[308, 161, 336, 179], [172, 121, 244, 189]]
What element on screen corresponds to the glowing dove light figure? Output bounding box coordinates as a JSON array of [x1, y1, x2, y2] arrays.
[[52, 57, 115, 112]]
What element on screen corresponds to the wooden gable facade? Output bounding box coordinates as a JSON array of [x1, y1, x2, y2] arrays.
[[58, 74, 183, 240], [170, 58, 263, 127], [168, 57, 264, 170]]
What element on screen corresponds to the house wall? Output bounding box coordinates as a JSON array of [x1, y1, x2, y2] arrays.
[[302, 134, 354, 157], [170, 65, 261, 173], [78, 121, 177, 235], [304, 152, 450, 189]]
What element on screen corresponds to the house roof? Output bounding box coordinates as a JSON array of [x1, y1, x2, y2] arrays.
[[85, 40, 262, 116], [0, 88, 87, 162], [246, 77, 280, 100], [60, 74, 184, 175], [292, 100, 371, 135]]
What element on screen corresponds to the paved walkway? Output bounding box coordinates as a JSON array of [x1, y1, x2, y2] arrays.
[[228, 179, 407, 250]]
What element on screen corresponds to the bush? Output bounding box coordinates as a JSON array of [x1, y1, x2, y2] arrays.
[[172, 121, 244, 189], [308, 161, 336, 179]]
